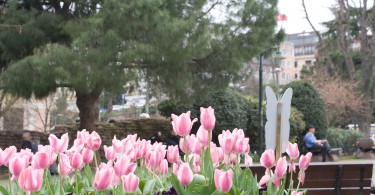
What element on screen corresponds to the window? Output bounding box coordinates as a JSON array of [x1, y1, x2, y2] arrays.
[[294, 61, 298, 68], [305, 60, 312, 65], [295, 74, 298, 79]]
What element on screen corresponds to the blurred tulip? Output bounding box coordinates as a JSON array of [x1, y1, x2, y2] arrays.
[[18, 166, 44, 193], [258, 174, 270, 187], [70, 151, 83, 170], [114, 155, 137, 177], [291, 191, 303, 195], [286, 142, 300, 160], [171, 111, 197, 137], [244, 153, 253, 166], [48, 133, 69, 154], [82, 148, 94, 164], [260, 149, 275, 169], [58, 153, 73, 176], [214, 169, 234, 193], [275, 156, 287, 179], [19, 149, 33, 164], [155, 159, 168, 175], [94, 166, 114, 190], [167, 145, 179, 163], [299, 152, 312, 171], [87, 131, 101, 151], [9, 156, 27, 180], [179, 135, 194, 153], [218, 130, 237, 154], [32, 152, 50, 170], [200, 106, 215, 131], [38, 145, 57, 166], [121, 173, 139, 193], [197, 126, 212, 147], [3, 146, 17, 167], [75, 129, 90, 147], [176, 163, 193, 186], [103, 145, 116, 161]]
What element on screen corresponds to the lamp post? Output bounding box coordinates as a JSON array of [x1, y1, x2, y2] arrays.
[[258, 49, 285, 155]]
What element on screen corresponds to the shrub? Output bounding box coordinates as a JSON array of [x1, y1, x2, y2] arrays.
[[282, 81, 327, 138], [326, 128, 364, 154]]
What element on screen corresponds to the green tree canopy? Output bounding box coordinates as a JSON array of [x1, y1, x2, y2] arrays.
[[2, 0, 280, 130], [281, 81, 327, 138]]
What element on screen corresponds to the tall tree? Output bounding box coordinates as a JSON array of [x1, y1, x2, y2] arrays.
[[303, 0, 375, 135], [2, 0, 279, 130]]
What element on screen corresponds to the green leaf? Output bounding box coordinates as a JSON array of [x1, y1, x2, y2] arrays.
[[0, 186, 9, 195], [239, 168, 255, 193], [186, 174, 208, 194], [203, 147, 213, 179], [84, 164, 93, 186], [142, 178, 156, 195], [211, 189, 225, 195], [169, 174, 186, 195], [83, 187, 95, 192], [266, 181, 277, 195]]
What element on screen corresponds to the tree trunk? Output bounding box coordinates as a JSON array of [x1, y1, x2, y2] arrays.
[[76, 90, 101, 131]]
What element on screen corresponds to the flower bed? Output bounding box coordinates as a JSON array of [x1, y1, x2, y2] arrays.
[[0, 107, 312, 195]]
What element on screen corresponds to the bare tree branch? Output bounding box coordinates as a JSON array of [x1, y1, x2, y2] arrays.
[[301, 0, 322, 41]]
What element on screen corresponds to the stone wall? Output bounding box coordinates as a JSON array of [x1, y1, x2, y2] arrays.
[[0, 118, 172, 162]]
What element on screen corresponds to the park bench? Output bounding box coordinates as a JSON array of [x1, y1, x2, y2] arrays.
[[246, 161, 374, 195], [303, 141, 342, 162]]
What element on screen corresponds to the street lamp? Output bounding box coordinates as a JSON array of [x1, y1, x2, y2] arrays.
[[258, 49, 285, 155]]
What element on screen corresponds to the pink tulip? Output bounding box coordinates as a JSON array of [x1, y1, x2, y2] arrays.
[[260, 149, 276, 169], [0, 149, 4, 166], [218, 130, 237, 154], [176, 163, 193, 186], [291, 191, 303, 195], [244, 154, 253, 166], [3, 146, 17, 167], [94, 166, 114, 190], [112, 136, 126, 154], [75, 129, 90, 146], [273, 177, 280, 189], [171, 111, 198, 137], [58, 153, 73, 176], [99, 160, 114, 169], [155, 159, 169, 175], [197, 126, 212, 147], [103, 145, 116, 161], [258, 174, 270, 187], [9, 156, 27, 180], [147, 149, 164, 169], [299, 152, 312, 171], [87, 131, 101, 151], [70, 151, 83, 170], [286, 142, 300, 160], [191, 137, 202, 154], [167, 145, 179, 163], [298, 171, 306, 185], [38, 145, 57, 166], [32, 152, 50, 170], [48, 133, 69, 154], [82, 148, 94, 164], [234, 138, 250, 154], [19, 149, 33, 164], [179, 135, 194, 153], [200, 106, 215, 131], [121, 173, 139, 193], [214, 169, 234, 193], [275, 156, 287, 179], [114, 155, 137, 176], [18, 166, 44, 193]]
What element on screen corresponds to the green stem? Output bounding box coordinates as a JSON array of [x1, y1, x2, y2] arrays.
[[296, 177, 301, 192], [45, 169, 53, 195], [144, 165, 164, 189], [93, 151, 99, 169], [58, 154, 63, 195], [288, 163, 294, 194], [8, 171, 12, 195], [75, 170, 79, 195], [184, 136, 189, 163]]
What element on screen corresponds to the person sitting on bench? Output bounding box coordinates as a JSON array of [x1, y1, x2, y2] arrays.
[[304, 126, 331, 162]]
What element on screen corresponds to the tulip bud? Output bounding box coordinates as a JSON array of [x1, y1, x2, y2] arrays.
[[176, 163, 193, 186], [121, 173, 139, 193], [48, 133, 69, 154], [94, 166, 114, 190], [87, 131, 101, 151], [167, 145, 179, 163], [286, 142, 300, 160], [275, 156, 287, 179], [171, 111, 198, 137], [214, 169, 234, 193], [200, 106, 215, 131], [260, 149, 275, 169], [18, 166, 44, 193]]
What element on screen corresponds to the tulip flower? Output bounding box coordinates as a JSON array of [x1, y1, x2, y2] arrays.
[[70, 151, 84, 170], [38, 145, 57, 166], [179, 135, 194, 153], [75, 129, 90, 146], [234, 138, 250, 154], [3, 146, 17, 167], [114, 155, 137, 177], [9, 156, 27, 180], [121, 173, 139, 193], [197, 125, 212, 147], [200, 106, 215, 131], [214, 169, 234, 193], [19, 149, 33, 164], [155, 159, 168, 175], [0, 149, 4, 166], [218, 130, 237, 154], [275, 156, 287, 179], [286, 142, 300, 160], [191, 137, 202, 154], [299, 152, 312, 171], [260, 149, 276, 169], [87, 131, 101, 151], [94, 166, 114, 190], [18, 166, 44, 194], [258, 174, 270, 187], [171, 111, 198, 137], [167, 145, 179, 163], [58, 153, 73, 176], [244, 154, 253, 166], [103, 145, 116, 161], [176, 163, 193, 186], [291, 191, 303, 195], [112, 136, 126, 154], [32, 152, 51, 170], [48, 133, 69, 154], [82, 148, 94, 164]]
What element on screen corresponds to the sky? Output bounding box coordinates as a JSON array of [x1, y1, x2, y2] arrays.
[[277, 0, 336, 34]]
